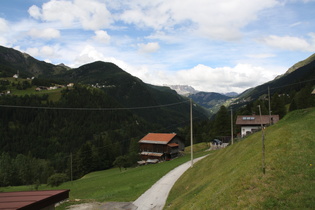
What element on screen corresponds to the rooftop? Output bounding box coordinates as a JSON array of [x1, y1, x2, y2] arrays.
[[0, 190, 70, 210], [139, 133, 177, 144], [236, 115, 280, 125]]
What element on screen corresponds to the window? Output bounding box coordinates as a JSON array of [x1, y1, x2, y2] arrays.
[[242, 116, 255, 120]]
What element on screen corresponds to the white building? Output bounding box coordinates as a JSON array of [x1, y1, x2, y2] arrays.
[[236, 115, 280, 137]]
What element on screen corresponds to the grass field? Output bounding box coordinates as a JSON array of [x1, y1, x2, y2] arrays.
[[0, 144, 211, 209], [1, 77, 65, 102], [166, 108, 315, 209]]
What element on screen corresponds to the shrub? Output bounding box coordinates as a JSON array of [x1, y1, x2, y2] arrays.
[[47, 173, 68, 187]]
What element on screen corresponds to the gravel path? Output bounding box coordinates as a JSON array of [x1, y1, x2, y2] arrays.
[[132, 156, 207, 210]]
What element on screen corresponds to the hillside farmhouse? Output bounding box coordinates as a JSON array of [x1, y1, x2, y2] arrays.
[[236, 115, 280, 137], [138, 133, 185, 163]]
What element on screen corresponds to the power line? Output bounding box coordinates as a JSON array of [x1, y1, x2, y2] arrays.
[[0, 100, 190, 111]]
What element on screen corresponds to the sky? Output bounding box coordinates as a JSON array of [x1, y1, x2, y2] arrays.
[[0, 0, 314, 93]]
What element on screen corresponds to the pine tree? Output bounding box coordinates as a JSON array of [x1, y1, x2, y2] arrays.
[[213, 106, 230, 136]]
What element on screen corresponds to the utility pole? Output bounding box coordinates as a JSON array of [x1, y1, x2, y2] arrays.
[[268, 86, 271, 125], [258, 105, 266, 174], [190, 99, 193, 167], [70, 152, 73, 183], [231, 107, 234, 145]]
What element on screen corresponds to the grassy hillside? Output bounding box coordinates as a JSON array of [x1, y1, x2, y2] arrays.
[[166, 108, 315, 209], [0, 146, 210, 209]]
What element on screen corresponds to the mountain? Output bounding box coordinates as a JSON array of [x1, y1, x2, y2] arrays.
[[167, 85, 199, 96], [51, 61, 210, 125], [224, 92, 238, 97], [275, 53, 315, 79], [0, 45, 69, 78], [0, 46, 210, 127], [234, 53, 315, 107], [188, 92, 233, 114]]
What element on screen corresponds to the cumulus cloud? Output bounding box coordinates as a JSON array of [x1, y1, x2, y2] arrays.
[[28, 28, 60, 39], [0, 18, 10, 33], [172, 64, 269, 93], [0, 18, 10, 46], [125, 62, 274, 93], [93, 30, 111, 44], [26, 45, 57, 58], [262, 35, 315, 51], [28, 0, 112, 30], [138, 42, 160, 53], [119, 0, 278, 40]]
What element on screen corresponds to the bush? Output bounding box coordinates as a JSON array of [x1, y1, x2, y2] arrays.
[[47, 173, 68, 187]]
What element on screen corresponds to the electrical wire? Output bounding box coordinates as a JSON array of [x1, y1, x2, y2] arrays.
[[0, 100, 190, 111]]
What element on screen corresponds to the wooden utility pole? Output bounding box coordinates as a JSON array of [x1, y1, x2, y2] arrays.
[[70, 152, 73, 183], [258, 105, 266, 174], [231, 108, 234, 145], [190, 99, 193, 167], [268, 86, 271, 125]]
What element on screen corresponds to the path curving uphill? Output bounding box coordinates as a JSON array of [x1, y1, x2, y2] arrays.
[[133, 156, 207, 210]]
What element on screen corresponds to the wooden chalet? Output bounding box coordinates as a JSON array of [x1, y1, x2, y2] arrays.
[[236, 115, 279, 137], [138, 133, 185, 162]]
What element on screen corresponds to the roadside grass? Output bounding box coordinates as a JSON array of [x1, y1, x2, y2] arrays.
[[166, 108, 315, 209], [0, 144, 211, 209]]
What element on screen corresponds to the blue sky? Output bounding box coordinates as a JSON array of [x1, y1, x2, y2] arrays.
[[0, 0, 314, 93]]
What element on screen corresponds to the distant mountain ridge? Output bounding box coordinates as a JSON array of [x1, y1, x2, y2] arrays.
[[166, 85, 199, 96], [0, 46, 69, 78], [188, 92, 233, 114]]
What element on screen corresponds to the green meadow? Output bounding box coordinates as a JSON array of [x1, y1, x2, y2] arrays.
[[1, 108, 314, 209], [166, 108, 315, 209], [0, 145, 210, 209]]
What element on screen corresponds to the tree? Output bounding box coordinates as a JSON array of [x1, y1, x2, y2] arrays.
[[271, 93, 286, 118], [113, 155, 129, 171], [213, 105, 230, 136], [47, 173, 68, 187]]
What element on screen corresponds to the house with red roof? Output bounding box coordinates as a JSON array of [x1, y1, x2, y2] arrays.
[[236, 115, 279, 137], [138, 133, 185, 162]]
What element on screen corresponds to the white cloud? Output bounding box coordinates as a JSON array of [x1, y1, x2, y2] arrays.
[[262, 35, 315, 51], [74, 45, 106, 66], [119, 0, 278, 41], [172, 64, 270, 93], [0, 18, 10, 33], [28, 28, 60, 39], [28, 0, 112, 30], [138, 42, 160, 53], [28, 5, 41, 19], [121, 62, 275, 93], [0, 18, 10, 45], [93, 30, 111, 44], [26, 45, 57, 58]]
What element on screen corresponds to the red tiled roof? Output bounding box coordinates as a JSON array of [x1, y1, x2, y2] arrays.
[[139, 133, 177, 144], [0, 190, 70, 210], [236, 115, 279, 125]]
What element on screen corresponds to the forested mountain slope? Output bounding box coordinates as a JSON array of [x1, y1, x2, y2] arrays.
[[236, 53, 315, 105]]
